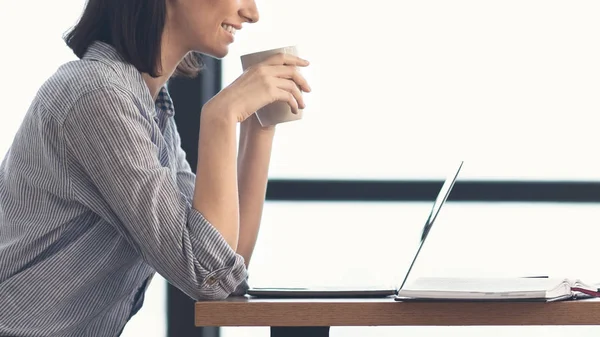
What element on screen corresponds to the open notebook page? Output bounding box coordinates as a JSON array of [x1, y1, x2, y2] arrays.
[[397, 277, 573, 300]]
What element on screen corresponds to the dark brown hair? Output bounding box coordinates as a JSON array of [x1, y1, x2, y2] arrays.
[[64, 0, 201, 78]]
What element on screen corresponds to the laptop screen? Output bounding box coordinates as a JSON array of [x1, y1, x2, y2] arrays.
[[397, 161, 464, 290]]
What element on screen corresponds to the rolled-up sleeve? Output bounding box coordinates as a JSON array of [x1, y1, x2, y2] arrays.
[[62, 86, 248, 300]]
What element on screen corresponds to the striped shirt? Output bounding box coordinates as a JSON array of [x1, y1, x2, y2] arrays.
[[0, 41, 248, 337]]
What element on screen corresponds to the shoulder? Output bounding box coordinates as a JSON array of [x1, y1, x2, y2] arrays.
[[35, 58, 148, 124]]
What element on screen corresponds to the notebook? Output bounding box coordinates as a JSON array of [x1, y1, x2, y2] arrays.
[[395, 276, 600, 302], [246, 161, 464, 298]]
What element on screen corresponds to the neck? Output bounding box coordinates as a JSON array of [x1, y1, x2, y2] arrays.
[[142, 31, 187, 100]]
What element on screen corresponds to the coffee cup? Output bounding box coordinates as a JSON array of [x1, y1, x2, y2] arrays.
[[240, 45, 304, 127]]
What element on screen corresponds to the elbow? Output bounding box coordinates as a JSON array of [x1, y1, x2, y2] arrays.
[[193, 278, 249, 301], [192, 267, 249, 301], [194, 290, 230, 301]]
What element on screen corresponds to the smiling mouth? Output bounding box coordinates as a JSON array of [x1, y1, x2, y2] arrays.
[[221, 24, 237, 36]]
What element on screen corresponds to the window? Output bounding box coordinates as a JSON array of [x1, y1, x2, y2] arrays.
[[222, 0, 600, 181], [1, 2, 166, 337], [221, 1, 600, 336], [222, 201, 600, 337]]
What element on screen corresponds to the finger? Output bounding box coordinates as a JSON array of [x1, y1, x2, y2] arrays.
[[262, 52, 309, 67], [275, 78, 305, 110], [267, 65, 312, 92], [274, 87, 300, 114]]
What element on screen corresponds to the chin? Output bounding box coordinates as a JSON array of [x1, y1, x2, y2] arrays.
[[197, 45, 230, 60]]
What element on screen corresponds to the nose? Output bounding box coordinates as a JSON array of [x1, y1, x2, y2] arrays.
[[239, 0, 259, 23]]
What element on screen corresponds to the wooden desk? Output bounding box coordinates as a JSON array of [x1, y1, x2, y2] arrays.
[[195, 297, 600, 337]]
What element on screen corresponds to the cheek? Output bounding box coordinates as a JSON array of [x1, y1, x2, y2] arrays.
[[209, 0, 240, 9], [175, 0, 232, 41], [213, 0, 241, 17], [185, 13, 217, 38]]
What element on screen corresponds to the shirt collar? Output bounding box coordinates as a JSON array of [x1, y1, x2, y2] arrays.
[[83, 41, 175, 118], [82, 40, 127, 64], [156, 85, 175, 117]]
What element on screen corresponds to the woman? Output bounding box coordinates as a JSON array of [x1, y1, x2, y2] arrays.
[[0, 0, 311, 335]]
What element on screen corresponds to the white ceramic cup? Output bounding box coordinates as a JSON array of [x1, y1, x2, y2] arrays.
[[240, 45, 303, 127]]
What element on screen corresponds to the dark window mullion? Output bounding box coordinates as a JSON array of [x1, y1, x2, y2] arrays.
[[266, 180, 600, 203]]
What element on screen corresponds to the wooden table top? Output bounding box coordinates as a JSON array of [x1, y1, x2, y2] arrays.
[[195, 296, 600, 327]]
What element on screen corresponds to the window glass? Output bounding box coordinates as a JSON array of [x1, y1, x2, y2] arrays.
[[222, 201, 600, 337], [222, 0, 600, 180]]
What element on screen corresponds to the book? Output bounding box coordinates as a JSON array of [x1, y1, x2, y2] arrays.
[[395, 277, 600, 302]]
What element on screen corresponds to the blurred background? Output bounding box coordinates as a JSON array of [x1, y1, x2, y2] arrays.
[[2, 0, 600, 336]]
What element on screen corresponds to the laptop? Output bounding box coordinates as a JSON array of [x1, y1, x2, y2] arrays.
[[247, 161, 464, 298]]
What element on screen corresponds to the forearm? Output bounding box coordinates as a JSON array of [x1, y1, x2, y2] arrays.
[[236, 120, 275, 266], [192, 106, 240, 250]]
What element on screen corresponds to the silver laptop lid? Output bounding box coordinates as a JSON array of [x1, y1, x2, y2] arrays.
[[397, 161, 464, 290]]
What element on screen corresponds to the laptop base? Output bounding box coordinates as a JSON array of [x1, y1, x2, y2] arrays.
[[247, 287, 396, 298]]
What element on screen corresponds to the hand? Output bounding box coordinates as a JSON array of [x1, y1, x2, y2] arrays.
[[204, 53, 311, 123]]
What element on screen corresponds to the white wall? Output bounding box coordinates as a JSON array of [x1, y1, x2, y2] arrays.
[[0, 2, 167, 336]]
